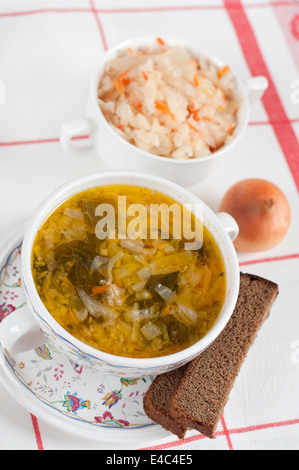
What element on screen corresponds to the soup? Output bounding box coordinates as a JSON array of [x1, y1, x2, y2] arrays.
[[32, 185, 226, 358]]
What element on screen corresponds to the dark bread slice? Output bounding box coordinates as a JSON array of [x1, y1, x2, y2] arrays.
[[143, 272, 279, 439], [143, 365, 188, 439], [168, 272, 279, 438]]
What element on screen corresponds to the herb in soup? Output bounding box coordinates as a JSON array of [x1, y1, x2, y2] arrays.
[[31, 185, 226, 358]]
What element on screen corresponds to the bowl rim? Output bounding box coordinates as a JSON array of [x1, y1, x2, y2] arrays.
[[90, 34, 250, 166], [21, 170, 240, 369]]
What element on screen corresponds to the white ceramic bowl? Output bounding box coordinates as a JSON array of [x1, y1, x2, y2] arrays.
[[60, 36, 268, 187], [0, 170, 240, 377]]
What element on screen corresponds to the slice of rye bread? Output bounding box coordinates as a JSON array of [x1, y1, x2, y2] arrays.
[[143, 272, 279, 439], [143, 364, 189, 439]]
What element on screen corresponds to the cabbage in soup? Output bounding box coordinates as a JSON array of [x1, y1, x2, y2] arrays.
[[32, 185, 226, 358]]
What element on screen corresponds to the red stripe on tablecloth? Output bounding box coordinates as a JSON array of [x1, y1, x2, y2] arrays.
[[142, 417, 299, 450], [249, 118, 299, 126], [89, 0, 108, 51], [0, 135, 89, 146], [30, 414, 43, 450], [220, 415, 233, 450], [93, 2, 298, 14], [239, 253, 299, 266], [229, 417, 299, 435], [0, 118, 298, 147], [0, 2, 297, 18], [224, 0, 299, 193], [0, 137, 59, 146], [0, 8, 91, 17]]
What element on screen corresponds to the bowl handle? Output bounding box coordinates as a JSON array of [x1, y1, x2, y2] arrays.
[[0, 304, 45, 354], [60, 118, 97, 155], [216, 212, 239, 242], [243, 76, 268, 104]]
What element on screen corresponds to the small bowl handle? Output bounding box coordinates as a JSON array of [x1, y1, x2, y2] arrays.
[[60, 118, 97, 155], [243, 76, 269, 104], [0, 304, 45, 354], [216, 212, 239, 242]]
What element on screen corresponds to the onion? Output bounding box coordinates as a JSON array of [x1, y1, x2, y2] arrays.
[[124, 304, 159, 323], [219, 179, 291, 252], [90, 255, 109, 274], [73, 307, 88, 322], [141, 322, 161, 341], [137, 266, 151, 280], [77, 287, 117, 322], [120, 239, 156, 255], [176, 304, 198, 325], [64, 207, 84, 219], [107, 252, 123, 283], [71, 297, 88, 322], [131, 280, 147, 292], [154, 283, 176, 303]]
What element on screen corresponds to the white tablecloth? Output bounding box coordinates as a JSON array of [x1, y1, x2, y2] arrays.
[[0, 0, 298, 450]]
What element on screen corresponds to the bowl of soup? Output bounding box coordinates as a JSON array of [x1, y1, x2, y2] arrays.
[[1, 171, 239, 377]]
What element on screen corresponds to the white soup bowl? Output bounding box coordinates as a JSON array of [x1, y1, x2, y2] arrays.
[[0, 171, 240, 377]]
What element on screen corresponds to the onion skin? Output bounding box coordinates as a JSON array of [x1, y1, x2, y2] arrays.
[[219, 179, 291, 252]]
